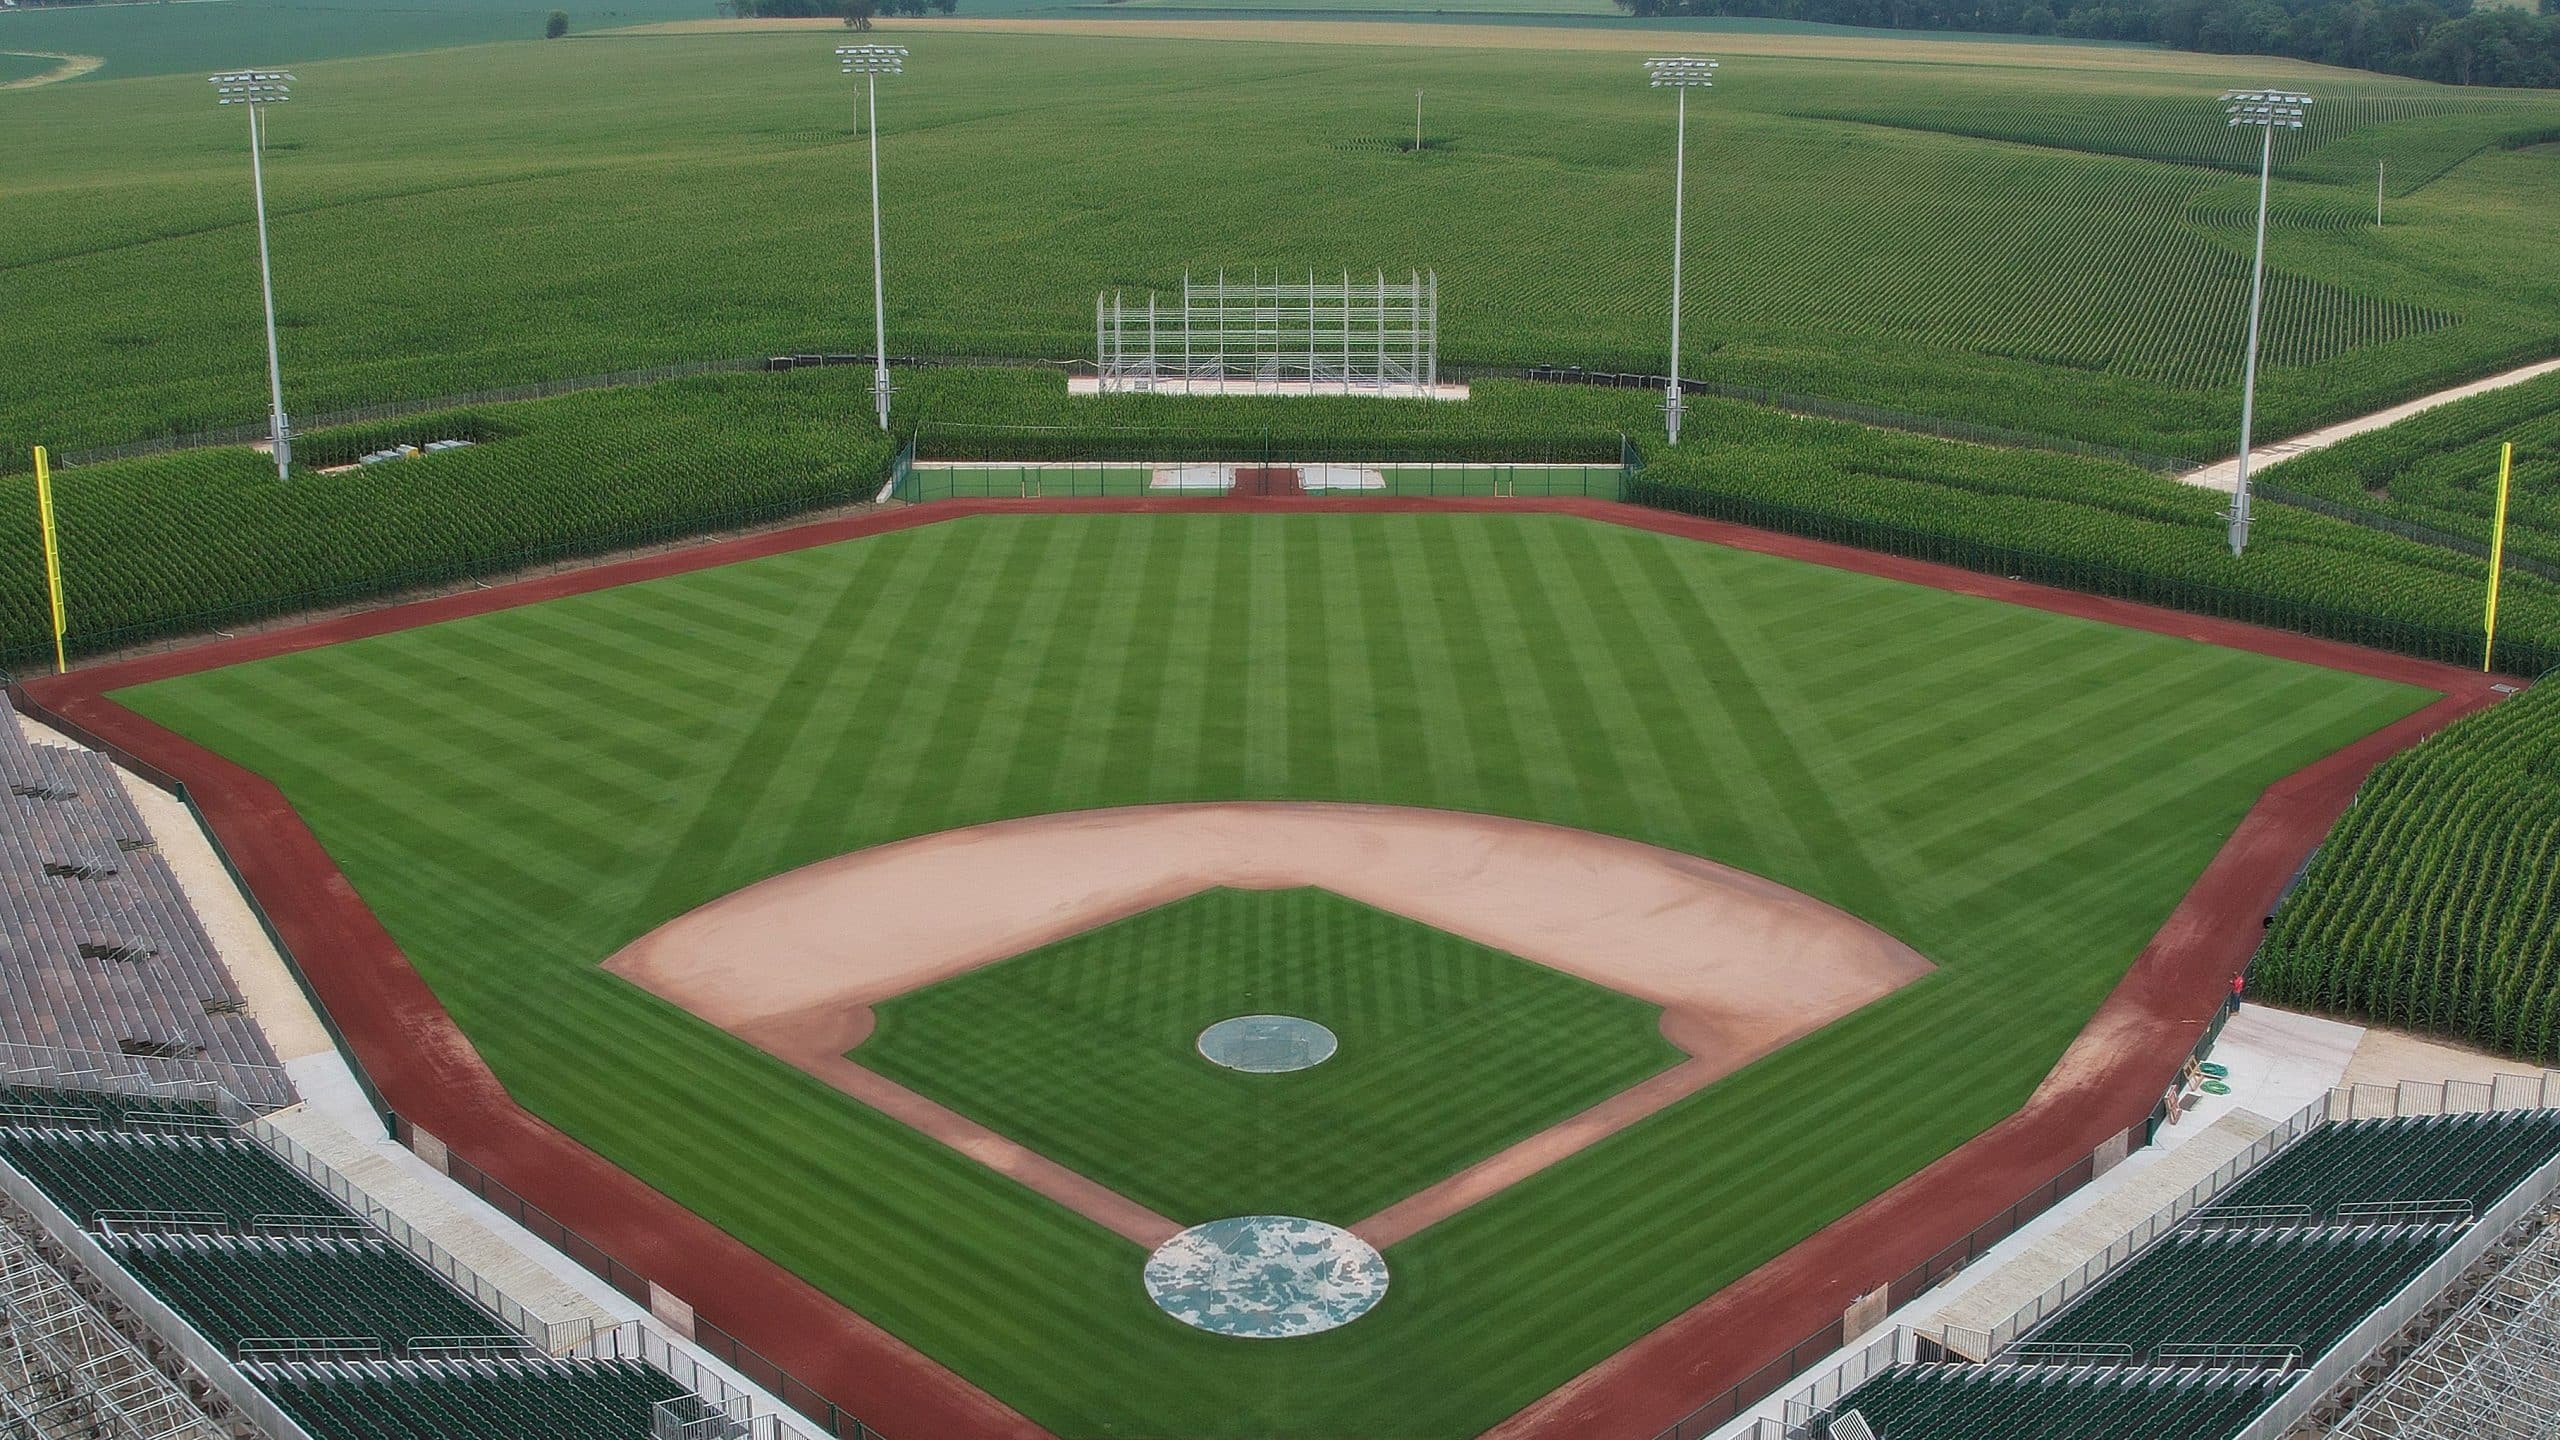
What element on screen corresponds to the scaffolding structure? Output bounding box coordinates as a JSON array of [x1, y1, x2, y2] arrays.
[[1081, 270, 1460, 399], [2331, 1217, 2560, 1440], [0, 1208, 226, 1440]]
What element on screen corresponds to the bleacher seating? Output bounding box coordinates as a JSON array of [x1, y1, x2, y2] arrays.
[[0, 698, 744, 1440], [1831, 1364, 2288, 1440], [104, 1232, 518, 1353], [0, 1079, 724, 1440], [0, 1124, 347, 1228], [2027, 1223, 2462, 1361], [246, 1356, 690, 1440], [1819, 1109, 2560, 1440], [2203, 1110, 2560, 1217], [0, 701, 291, 1109], [0, 1082, 221, 1128]]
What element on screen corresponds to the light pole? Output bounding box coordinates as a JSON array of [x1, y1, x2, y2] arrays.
[[2221, 88, 2311, 557], [839, 44, 907, 433], [212, 71, 296, 480], [1645, 57, 1716, 446]]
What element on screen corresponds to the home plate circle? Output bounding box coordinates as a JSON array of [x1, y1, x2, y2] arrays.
[[1143, 1216, 1389, 1337], [1197, 1014, 1337, 1073]]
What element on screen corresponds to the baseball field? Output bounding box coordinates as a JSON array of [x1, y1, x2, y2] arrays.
[[103, 505, 2435, 1438]]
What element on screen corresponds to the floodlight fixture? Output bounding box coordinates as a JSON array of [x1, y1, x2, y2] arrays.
[[1644, 58, 1718, 445], [2218, 88, 2314, 556], [1644, 57, 1718, 88], [837, 43, 907, 74], [837, 47, 908, 431], [2223, 89, 2311, 129], [211, 71, 298, 480]]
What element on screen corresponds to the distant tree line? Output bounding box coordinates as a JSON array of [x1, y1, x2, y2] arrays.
[[1614, 0, 2560, 86], [719, 0, 958, 19]]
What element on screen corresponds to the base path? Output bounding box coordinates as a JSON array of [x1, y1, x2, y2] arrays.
[[605, 802, 1933, 1250], [2180, 356, 2560, 494], [12, 494, 2514, 1440]]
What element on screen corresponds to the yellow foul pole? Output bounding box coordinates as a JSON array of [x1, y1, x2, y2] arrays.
[[32, 446, 65, 675], [2484, 440, 2513, 674]]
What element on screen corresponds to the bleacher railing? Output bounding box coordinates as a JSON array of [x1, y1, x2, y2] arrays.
[[1756, 1079, 2560, 1439], [0, 1150, 323, 1440], [1945, 1090, 2336, 1362], [0, 1045, 593, 1358], [1776, 1329, 1912, 1431], [0, 1040, 286, 1118], [1958, 1072, 2560, 1367], [235, 1113, 596, 1355], [2228, 1141, 2560, 1440], [583, 1321, 853, 1440]]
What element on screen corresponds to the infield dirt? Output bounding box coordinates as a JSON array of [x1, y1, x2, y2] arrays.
[[604, 800, 1933, 1246]]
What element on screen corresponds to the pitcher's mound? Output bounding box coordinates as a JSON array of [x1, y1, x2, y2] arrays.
[[1143, 1216, 1388, 1338], [1198, 1014, 1337, 1073]]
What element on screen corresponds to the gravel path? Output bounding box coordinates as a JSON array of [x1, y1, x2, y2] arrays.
[[2180, 357, 2560, 495]]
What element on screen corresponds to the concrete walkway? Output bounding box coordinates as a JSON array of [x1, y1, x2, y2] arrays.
[[2179, 356, 2560, 494]]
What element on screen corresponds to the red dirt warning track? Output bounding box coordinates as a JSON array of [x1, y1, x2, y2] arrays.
[[14, 495, 2512, 1440]]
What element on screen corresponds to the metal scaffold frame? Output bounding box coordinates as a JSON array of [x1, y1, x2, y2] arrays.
[[1081, 269, 1462, 399], [2331, 1218, 2560, 1440], [0, 1208, 225, 1440]]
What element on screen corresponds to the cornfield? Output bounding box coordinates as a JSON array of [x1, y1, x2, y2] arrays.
[[2257, 681, 2560, 1060]]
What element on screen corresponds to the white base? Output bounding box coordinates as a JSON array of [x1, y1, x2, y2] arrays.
[[1070, 376, 1470, 401]]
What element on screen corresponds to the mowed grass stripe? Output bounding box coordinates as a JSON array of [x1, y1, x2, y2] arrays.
[[859, 888, 1678, 1223], [117, 513, 2434, 1440]]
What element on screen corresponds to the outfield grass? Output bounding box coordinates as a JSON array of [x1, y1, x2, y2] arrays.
[[0, 52, 68, 86], [860, 886, 1682, 1222], [6, 25, 2558, 461], [14, 367, 2560, 676], [119, 511, 2430, 1438]]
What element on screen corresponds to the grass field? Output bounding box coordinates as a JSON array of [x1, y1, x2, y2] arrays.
[[860, 886, 1682, 1221], [10, 365, 2556, 678], [0, 51, 68, 85], [0, 0, 715, 81], [116, 509, 2430, 1437], [6, 24, 2558, 461]]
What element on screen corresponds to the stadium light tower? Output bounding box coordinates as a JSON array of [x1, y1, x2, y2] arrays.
[[211, 71, 296, 480], [839, 44, 907, 432], [1645, 57, 1716, 446], [2221, 88, 2311, 557]]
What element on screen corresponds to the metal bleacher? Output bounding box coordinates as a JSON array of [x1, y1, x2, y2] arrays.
[[1824, 1363, 2289, 1440], [0, 1078, 786, 1440], [244, 1356, 692, 1440], [1799, 1108, 2560, 1440], [0, 700, 291, 1111]]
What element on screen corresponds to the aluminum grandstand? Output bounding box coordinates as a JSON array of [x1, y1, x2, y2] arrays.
[[1776, 1100, 2560, 1440], [0, 702, 290, 1109], [0, 697, 831, 1440]]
